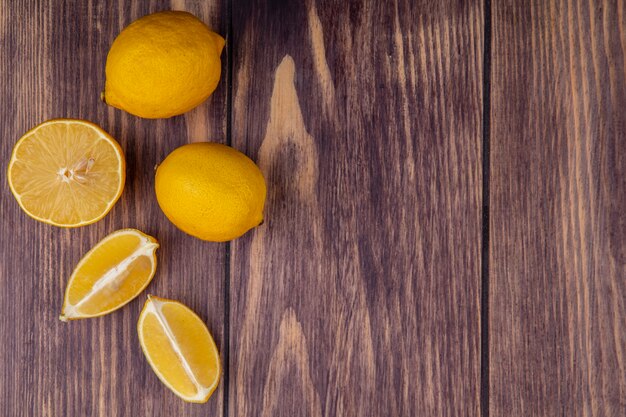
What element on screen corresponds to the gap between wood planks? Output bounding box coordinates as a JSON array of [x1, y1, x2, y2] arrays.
[[481, 1, 492, 417], [223, 0, 234, 415]]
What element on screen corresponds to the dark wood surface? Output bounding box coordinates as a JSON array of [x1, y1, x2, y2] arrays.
[[490, 1, 626, 415], [230, 0, 483, 416], [0, 1, 624, 416]]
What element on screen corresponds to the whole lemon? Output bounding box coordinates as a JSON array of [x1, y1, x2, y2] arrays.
[[103, 11, 225, 119], [155, 143, 266, 242]]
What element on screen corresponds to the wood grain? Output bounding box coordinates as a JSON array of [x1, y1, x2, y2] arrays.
[[490, 0, 626, 415], [7, 0, 623, 415], [230, 0, 484, 416], [0, 1, 228, 416]]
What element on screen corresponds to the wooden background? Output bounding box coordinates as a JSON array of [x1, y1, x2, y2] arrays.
[[0, 0, 623, 416]]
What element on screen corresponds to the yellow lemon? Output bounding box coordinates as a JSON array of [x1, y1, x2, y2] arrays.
[[155, 143, 266, 242], [103, 11, 225, 119]]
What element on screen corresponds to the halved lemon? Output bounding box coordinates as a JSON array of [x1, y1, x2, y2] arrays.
[[137, 295, 221, 403], [7, 119, 125, 227], [60, 229, 159, 320]]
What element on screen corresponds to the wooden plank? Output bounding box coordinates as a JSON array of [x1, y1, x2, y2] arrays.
[[0, 1, 228, 415], [230, 0, 483, 415], [490, 0, 626, 415]]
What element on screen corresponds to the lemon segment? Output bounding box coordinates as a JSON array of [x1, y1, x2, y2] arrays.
[[137, 296, 221, 403], [60, 229, 159, 320]]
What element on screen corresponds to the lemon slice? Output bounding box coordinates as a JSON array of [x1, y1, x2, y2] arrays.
[[137, 295, 221, 403], [7, 119, 125, 227], [60, 229, 159, 320]]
